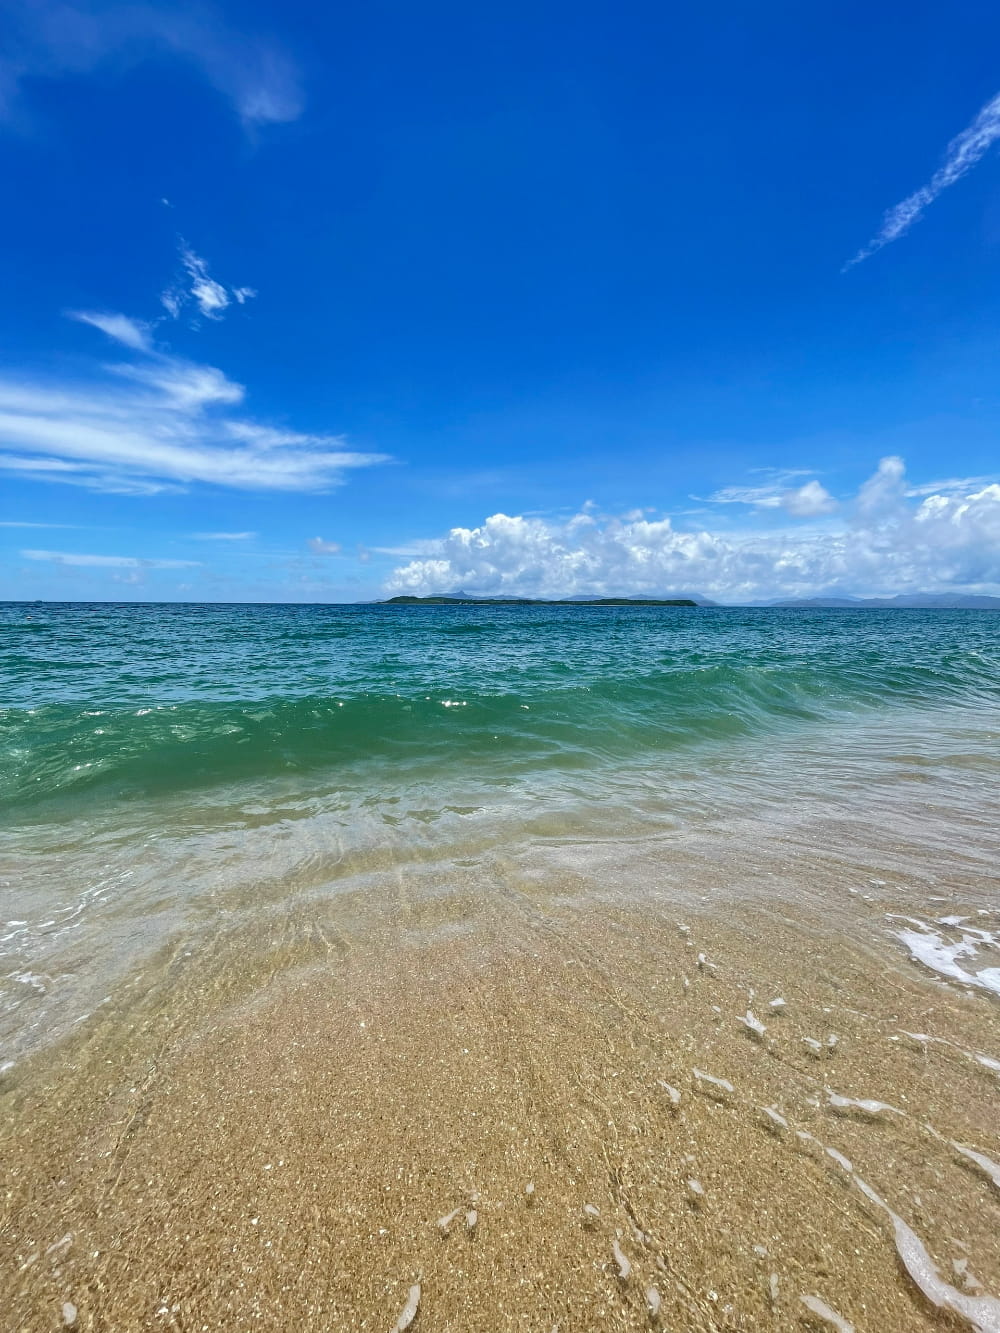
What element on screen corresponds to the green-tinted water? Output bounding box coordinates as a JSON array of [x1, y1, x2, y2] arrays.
[[2, 602, 999, 1065], [3, 603, 999, 810]]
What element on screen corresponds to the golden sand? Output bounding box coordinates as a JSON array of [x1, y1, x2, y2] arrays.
[[3, 856, 1000, 1332]]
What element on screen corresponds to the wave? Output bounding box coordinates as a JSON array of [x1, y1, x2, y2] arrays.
[[3, 640, 999, 809]]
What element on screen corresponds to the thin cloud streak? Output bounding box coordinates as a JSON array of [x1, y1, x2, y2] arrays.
[[845, 91, 1000, 269], [21, 550, 199, 569], [0, 1, 303, 128], [706, 473, 837, 516], [68, 311, 153, 351], [192, 531, 257, 541]]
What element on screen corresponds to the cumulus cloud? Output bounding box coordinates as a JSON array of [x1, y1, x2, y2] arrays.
[[845, 90, 1000, 269], [385, 459, 1000, 603], [307, 537, 341, 554], [782, 480, 837, 517], [161, 244, 254, 322], [0, 1, 303, 128], [0, 324, 388, 494]]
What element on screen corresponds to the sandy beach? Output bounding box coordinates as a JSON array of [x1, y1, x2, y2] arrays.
[[4, 833, 1000, 1333]]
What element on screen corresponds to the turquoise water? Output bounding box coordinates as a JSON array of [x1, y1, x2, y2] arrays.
[[3, 602, 999, 811], [2, 602, 1000, 1064]]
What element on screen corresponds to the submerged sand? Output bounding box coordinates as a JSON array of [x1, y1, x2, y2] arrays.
[[3, 841, 1000, 1332]]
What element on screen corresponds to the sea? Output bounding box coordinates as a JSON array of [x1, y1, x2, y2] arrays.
[[2, 601, 1000, 1069]]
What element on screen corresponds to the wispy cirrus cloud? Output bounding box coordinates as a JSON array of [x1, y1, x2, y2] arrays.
[[0, 1, 303, 129], [68, 310, 153, 351], [0, 314, 389, 494], [844, 91, 1000, 269], [161, 243, 255, 322], [0, 520, 80, 528], [192, 531, 257, 541], [22, 550, 199, 569], [706, 471, 837, 517], [307, 537, 341, 554]]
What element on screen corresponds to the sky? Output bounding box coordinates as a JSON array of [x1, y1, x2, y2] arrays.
[[2, 0, 1000, 604]]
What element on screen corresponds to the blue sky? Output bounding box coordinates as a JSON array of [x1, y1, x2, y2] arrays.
[[2, 0, 1000, 602]]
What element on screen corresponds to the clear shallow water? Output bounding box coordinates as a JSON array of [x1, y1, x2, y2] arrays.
[[2, 602, 1000, 1064], [3, 602, 1000, 809]]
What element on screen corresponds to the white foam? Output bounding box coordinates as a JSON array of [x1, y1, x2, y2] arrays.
[[825, 1146, 854, 1174], [891, 919, 1000, 998], [952, 1143, 1000, 1196], [850, 1174, 1000, 1331], [738, 1011, 766, 1042], [827, 1091, 901, 1120], [760, 1105, 788, 1135], [898, 1030, 1000, 1078], [612, 1237, 631, 1280], [800, 1293, 854, 1331], [390, 1285, 420, 1333], [657, 1079, 681, 1109], [692, 1067, 734, 1099], [436, 1206, 461, 1234]]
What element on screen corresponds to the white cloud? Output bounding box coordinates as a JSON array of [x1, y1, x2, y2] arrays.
[[845, 90, 1000, 269], [226, 422, 348, 449], [192, 531, 256, 540], [782, 480, 837, 517], [161, 244, 254, 323], [0, 338, 388, 493], [707, 471, 837, 516], [0, 2, 303, 128], [21, 550, 199, 569], [307, 537, 341, 554], [68, 310, 152, 351], [386, 459, 1000, 602], [904, 475, 997, 498], [856, 453, 905, 514]]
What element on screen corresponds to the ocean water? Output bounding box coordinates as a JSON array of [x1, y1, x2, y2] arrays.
[[2, 601, 1000, 1065]]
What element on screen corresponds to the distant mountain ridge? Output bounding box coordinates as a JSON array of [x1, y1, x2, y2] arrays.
[[767, 593, 1000, 609]]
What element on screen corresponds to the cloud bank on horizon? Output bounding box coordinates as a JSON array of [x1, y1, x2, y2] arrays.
[[845, 90, 1000, 269], [386, 458, 1000, 604]]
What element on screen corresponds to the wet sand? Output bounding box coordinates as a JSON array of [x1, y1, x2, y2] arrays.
[[3, 841, 1000, 1333]]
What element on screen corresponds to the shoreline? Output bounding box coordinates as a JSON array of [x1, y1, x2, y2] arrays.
[[4, 860, 1000, 1331]]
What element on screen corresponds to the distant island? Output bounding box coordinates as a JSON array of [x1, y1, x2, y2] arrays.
[[376, 592, 1000, 609], [381, 595, 699, 607]]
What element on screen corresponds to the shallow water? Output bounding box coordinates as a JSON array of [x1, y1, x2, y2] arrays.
[[2, 602, 999, 1066], [2, 603, 1000, 1329]]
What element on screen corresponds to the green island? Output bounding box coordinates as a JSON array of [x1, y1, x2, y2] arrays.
[[381, 595, 698, 606]]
